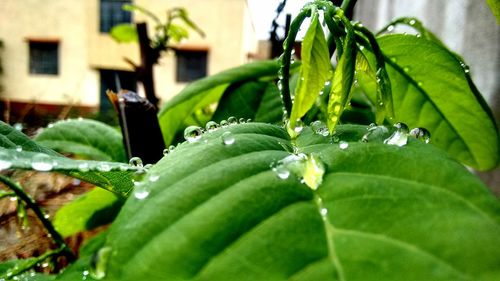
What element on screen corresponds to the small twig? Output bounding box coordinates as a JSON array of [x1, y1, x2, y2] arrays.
[[0, 247, 65, 279], [0, 175, 75, 262]]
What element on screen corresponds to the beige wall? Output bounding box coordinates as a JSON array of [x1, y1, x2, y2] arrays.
[[0, 0, 257, 107], [0, 0, 99, 106]]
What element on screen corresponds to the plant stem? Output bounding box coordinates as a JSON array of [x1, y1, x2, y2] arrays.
[[340, 0, 357, 12], [1, 247, 66, 279], [0, 175, 75, 262]]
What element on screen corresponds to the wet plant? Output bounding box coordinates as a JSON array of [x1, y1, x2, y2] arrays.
[[0, 0, 499, 280]]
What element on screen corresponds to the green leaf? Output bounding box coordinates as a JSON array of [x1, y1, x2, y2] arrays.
[[157, 60, 282, 145], [92, 123, 499, 280], [167, 23, 189, 43], [0, 121, 137, 196], [53, 188, 121, 237], [326, 33, 356, 132], [110, 24, 138, 43], [358, 35, 499, 170], [486, 0, 500, 25], [35, 119, 126, 162], [211, 81, 282, 124], [290, 12, 332, 129]]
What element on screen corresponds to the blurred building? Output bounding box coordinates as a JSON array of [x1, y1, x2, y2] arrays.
[[0, 0, 257, 124]]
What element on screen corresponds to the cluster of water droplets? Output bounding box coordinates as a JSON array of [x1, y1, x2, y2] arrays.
[[182, 117, 249, 145], [360, 122, 431, 146], [271, 152, 325, 191]]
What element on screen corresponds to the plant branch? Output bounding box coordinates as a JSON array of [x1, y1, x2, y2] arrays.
[[0, 175, 75, 262], [1, 247, 66, 279]]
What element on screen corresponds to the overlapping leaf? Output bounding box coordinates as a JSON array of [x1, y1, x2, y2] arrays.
[[0, 121, 136, 196], [157, 60, 282, 145], [357, 34, 499, 170]]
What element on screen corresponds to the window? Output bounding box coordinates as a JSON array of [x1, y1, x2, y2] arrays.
[[29, 41, 59, 75], [176, 50, 208, 82], [100, 0, 132, 33]]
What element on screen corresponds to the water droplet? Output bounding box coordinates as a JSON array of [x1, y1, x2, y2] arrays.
[[300, 76, 305, 81], [184, 126, 203, 142], [205, 121, 219, 132], [13, 123, 23, 131], [134, 184, 149, 199], [0, 157, 12, 171], [339, 141, 349, 149], [15, 146, 22, 152], [324, 81, 331, 86], [294, 120, 304, 134], [387, 25, 395, 32], [90, 247, 111, 279], [246, 118, 252, 123], [227, 116, 238, 125], [78, 163, 89, 172], [320, 208, 328, 216], [409, 127, 431, 143], [118, 164, 129, 171], [272, 165, 290, 179], [221, 131, 235, 145], [416, 33, 422, 38], [461, 63, 470, 73], [149, 174, 160, 182], [384, 122, 409, 147], [31, 154, 54, 171], [311, 121, 329, 137], [162, 148, 170, 156], [47, 123, 54, 129], [302, 154, 325, 190], [220, 120, 229, 127], [82, 270, 89, 280], [44, 214, 50, 219], [361, 125, 389, 142], [129, 157, 143, 168], [359, 45, 365, 50], [97, 163, 111, 172], [409, 19, 416, 25]]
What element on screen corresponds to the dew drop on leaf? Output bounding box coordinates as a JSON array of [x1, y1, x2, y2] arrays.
[[149, 174, 160, 182], [205, 121, 219, 132], [31, 154, 54, 171], [384, 122, 409, 147], [238, 118, 246, 124], [134, 184, 150, 200], [272, 165, 290, 180], [78, 163, 89, 172], [227, 116, 238, 125], [221, 131, 235, 145], [129, 157, 143, 168], [220, 120, 229, 127], [311, 121, 329, 137], [361, 125, 389, 142], [410, 127, 431, 143], [0, 155, 12, 171], [339, 141, 349, 149], [97, 163, 112, 172], [184, 126, 203, 142], [90, 247, 112, 280]]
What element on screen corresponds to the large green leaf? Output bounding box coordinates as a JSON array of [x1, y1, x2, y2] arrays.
[[358, 34, 499, 170], [158, 60, 281, 145], [73, 123, 499, 281], [289, 12, 332, 129], [35, 118, 126, 162], [0, 121, 137, 196]]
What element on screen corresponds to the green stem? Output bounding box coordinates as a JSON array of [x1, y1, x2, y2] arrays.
[[340, 0, 357, 12], [279, 8, 311, 118], [0, 175, 75, 262], [354, 25, 394, 120], [0, 190, 15, 200], [1, 247, 65, 279]]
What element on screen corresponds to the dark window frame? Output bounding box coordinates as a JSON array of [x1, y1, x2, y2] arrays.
[[99, 0, 133, 33], [28, 40, 59, 75], [175, 49, 208, 82]]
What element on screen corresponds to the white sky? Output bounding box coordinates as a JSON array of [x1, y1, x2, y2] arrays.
[[247, 0, 308, 40]]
